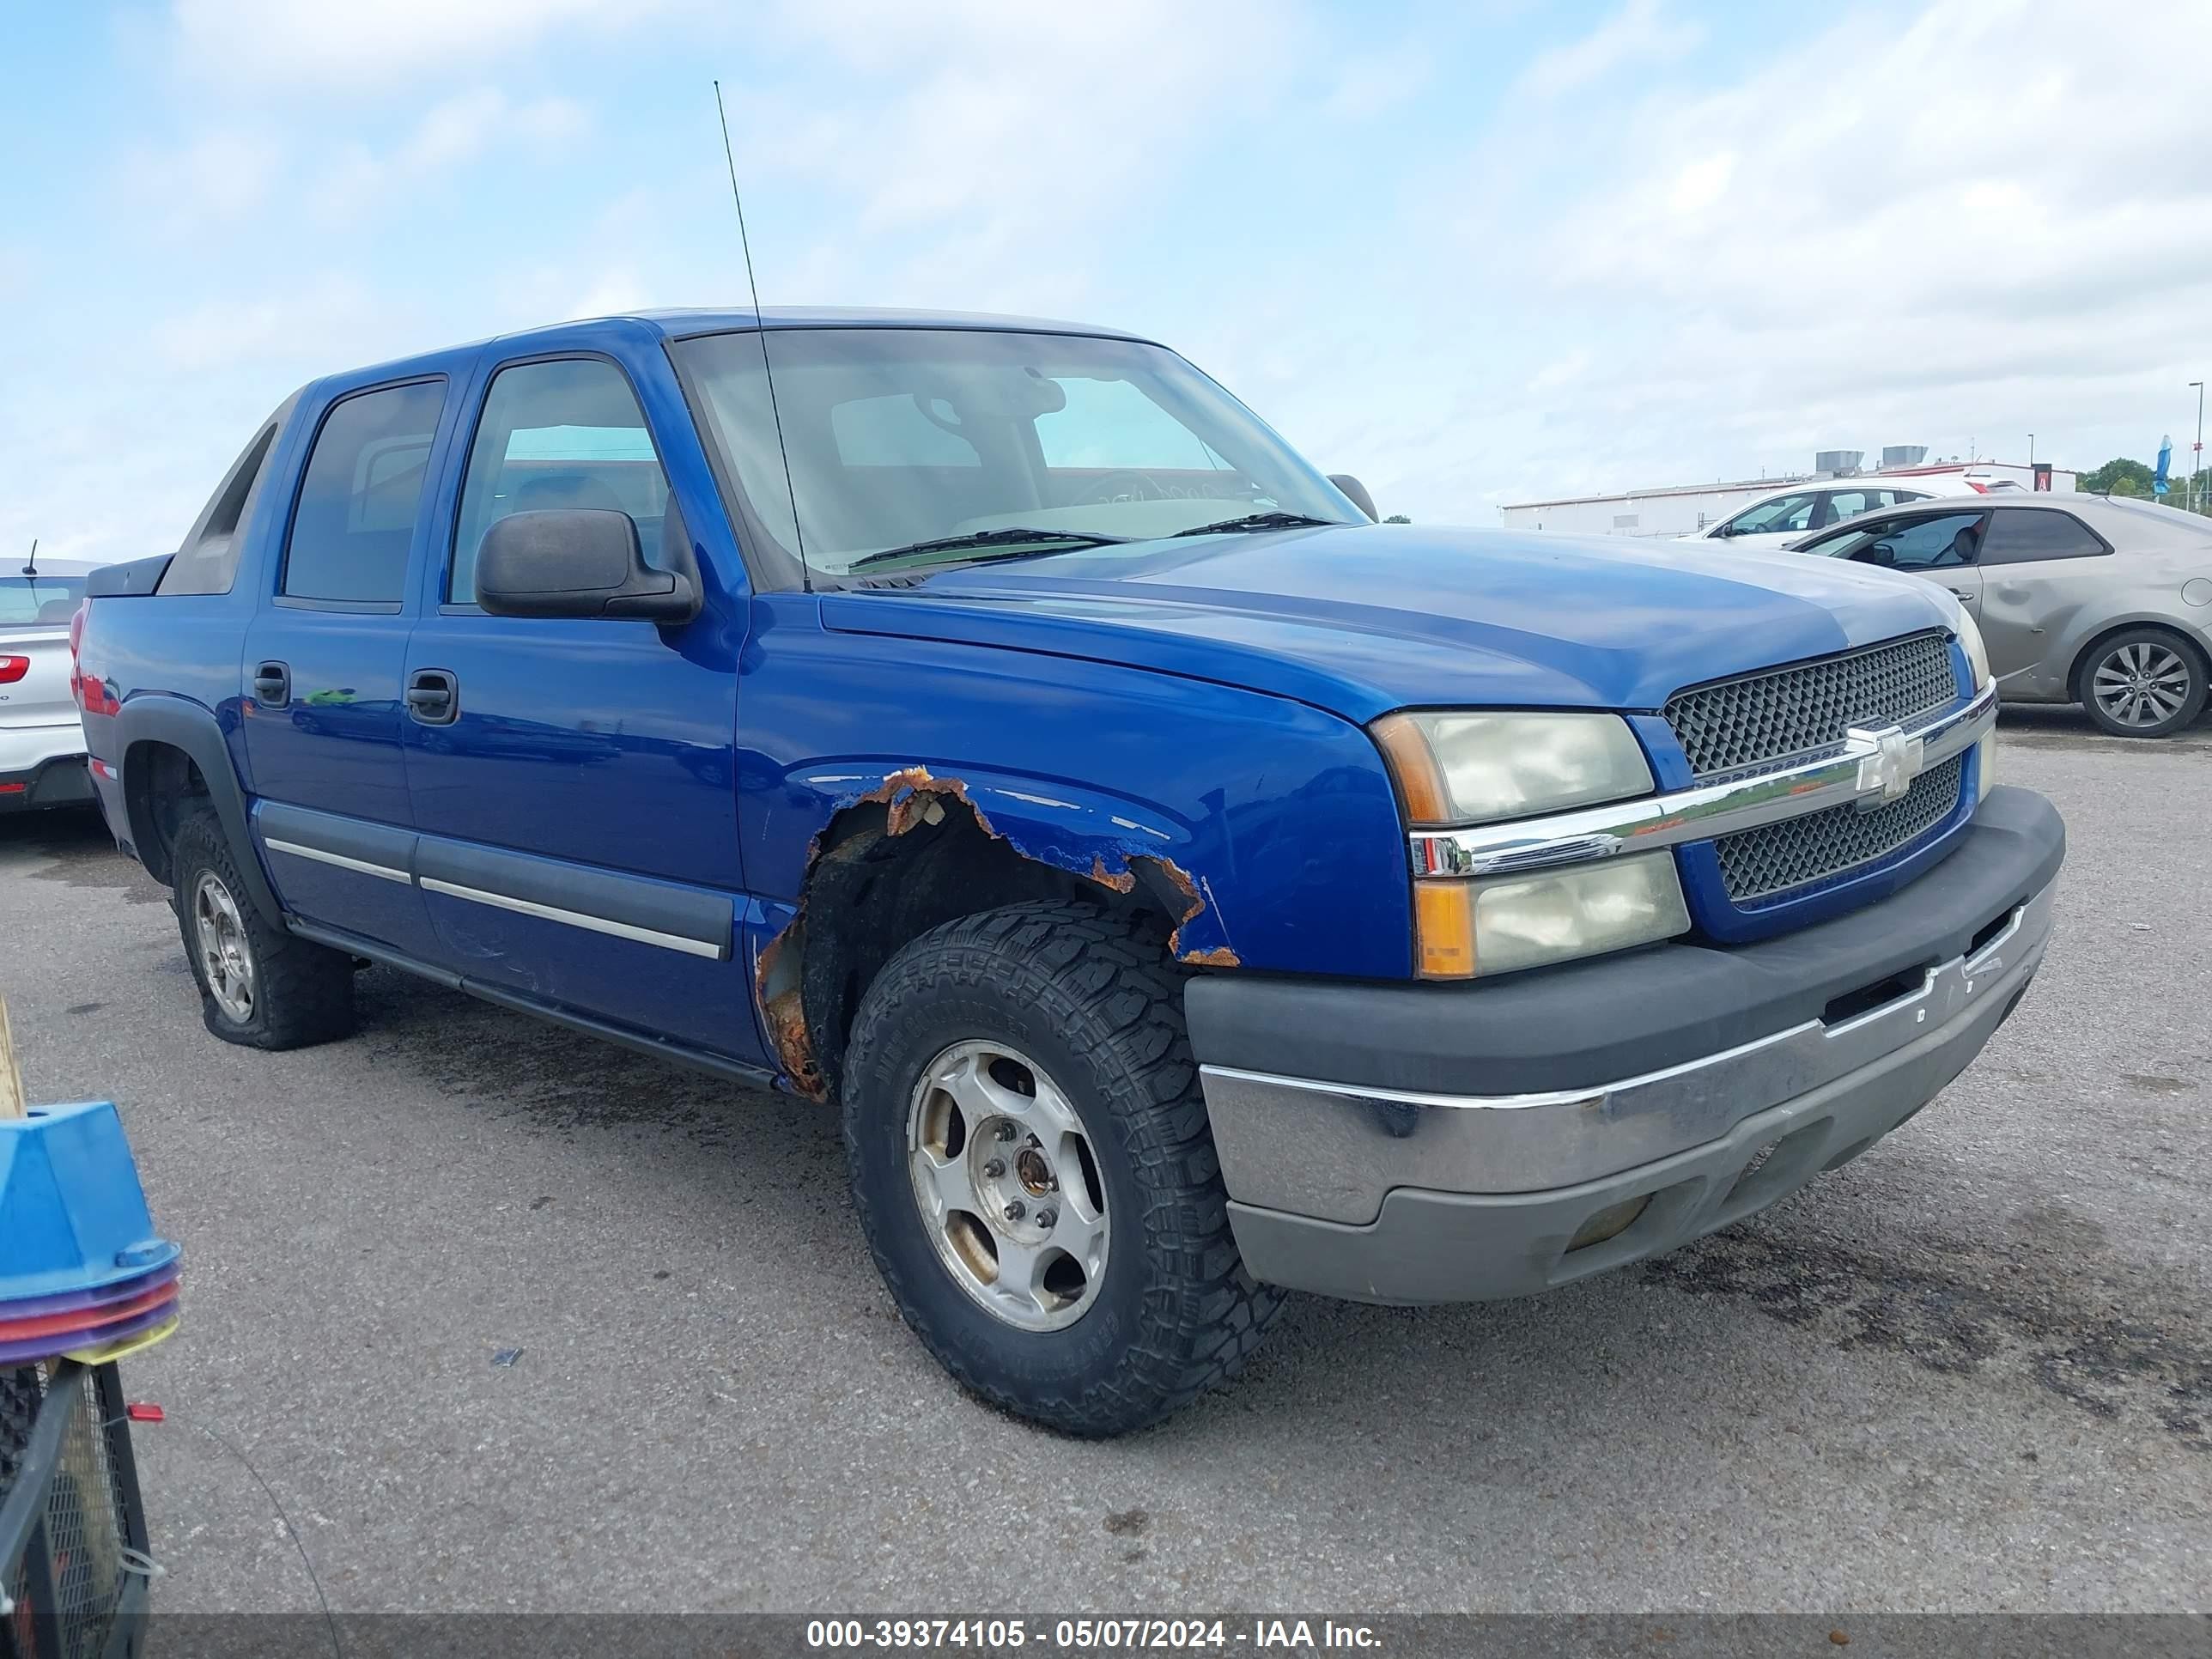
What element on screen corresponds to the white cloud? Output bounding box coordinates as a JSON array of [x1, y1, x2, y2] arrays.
[[169, 0, 672, 91], [1665, 150, 1735, 215], [743, 0, 1310, 290], [306, 89, 588, 226], [1367, 0, 2212, 519], [1323, 46, 1435, 121], [147, 276, 386, 372], [1519, 0, 1702, 100], [564, 267, 652, 321], [118, 130, 281, 231]]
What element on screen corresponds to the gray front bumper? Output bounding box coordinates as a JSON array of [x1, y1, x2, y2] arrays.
[[1217, 879, 2047, 1304], [1197, 769, 2061, 1304]]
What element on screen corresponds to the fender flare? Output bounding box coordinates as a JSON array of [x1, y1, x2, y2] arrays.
[[112, 695, 284, 926]]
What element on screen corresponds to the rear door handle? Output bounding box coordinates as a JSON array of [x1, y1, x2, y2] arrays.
[[252, 660, 289, 706], [405, 668, 459, 725]]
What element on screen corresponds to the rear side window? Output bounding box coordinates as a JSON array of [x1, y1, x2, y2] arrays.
[[159, 421, 281, 596], [451, 358, 672, 604], [1978, 508, 2108, 565], [283, 380, 445, 605]]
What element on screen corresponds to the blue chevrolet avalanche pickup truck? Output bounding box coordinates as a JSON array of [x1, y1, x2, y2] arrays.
[[75, 308, 2063, 1433]]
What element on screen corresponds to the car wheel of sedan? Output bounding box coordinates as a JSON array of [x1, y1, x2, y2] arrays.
[[841, 900, 1283, 1437], [2078, 629, 2209, 738], [172, 807, 356, 1048]]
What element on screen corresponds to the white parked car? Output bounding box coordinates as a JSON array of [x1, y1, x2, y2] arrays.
[[1679, 480, 1950, 550], [1, 556, 97, 814]]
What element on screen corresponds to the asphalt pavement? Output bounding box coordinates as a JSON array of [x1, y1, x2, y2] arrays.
[[2, 704, 2206, 1614]]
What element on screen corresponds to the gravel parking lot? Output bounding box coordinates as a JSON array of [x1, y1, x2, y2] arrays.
[[3, 706, 2207, 1615]]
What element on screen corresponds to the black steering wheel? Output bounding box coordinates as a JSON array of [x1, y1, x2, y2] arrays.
[[1075, 470, 1167, 506]]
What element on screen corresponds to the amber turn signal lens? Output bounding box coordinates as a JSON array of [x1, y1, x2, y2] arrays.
[[1414, 881, 1477, 978], [1371, 712, 1453, 826]]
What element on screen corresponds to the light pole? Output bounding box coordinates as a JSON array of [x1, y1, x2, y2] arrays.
[[2191, 383, 2204, 515]]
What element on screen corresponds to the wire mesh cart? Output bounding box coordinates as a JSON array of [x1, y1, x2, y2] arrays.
[[2, 1360, 150, 1659]]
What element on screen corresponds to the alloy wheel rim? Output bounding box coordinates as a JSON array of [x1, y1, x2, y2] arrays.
[[191, 872, 255, 1023], [905, 1040, 1109, 1332], [2092, 642, 2191, 728]]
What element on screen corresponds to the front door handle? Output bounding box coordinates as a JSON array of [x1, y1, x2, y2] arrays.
[[252, 660, 289, 707], [405, 668, 459, 726], [1948, 586, 1978, 603]]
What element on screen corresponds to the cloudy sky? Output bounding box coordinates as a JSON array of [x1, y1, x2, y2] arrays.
[[5, 0, 2209, 562]]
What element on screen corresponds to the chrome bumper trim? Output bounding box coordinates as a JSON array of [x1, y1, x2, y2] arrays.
[[1410, 683, 1996, 878], [1199, 876, 2051, 1224]]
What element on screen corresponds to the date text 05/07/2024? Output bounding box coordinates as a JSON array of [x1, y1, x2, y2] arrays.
[[804, 1619, 1382, 1650]]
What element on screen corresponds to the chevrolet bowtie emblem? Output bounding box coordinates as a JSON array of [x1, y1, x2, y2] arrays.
[[1847, 724, 1924, 809]]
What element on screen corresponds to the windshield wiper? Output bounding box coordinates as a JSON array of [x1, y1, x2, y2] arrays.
[[1171, 511, 1342, 538], [846, 527, 1128, 572]]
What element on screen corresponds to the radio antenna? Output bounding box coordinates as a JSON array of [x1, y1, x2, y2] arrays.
[[21, 538, 35, 578], [714, 79, 811, 591]]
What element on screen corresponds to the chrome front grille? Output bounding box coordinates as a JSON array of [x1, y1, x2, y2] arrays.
[[1717, 751, 1966, 905], [1664, 632, 1958, 779]]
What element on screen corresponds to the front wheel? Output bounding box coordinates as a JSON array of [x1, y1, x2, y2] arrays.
[[841, 902, 1283, 1436], [172, 807, 356, 1048], [2079, 629, 2209, 738]]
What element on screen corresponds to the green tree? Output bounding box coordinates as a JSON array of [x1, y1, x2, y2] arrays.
[[1382, 514, 1412, 524], [2075, 455, 2210, 513], [2077, 457, 2155, 495]]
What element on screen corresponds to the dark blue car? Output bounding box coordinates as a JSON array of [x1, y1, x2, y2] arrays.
[[76, 309, 2063, 1434]]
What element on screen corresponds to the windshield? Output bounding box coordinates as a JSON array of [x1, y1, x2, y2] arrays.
[[0, 574, 85, 626], [672, 328, 1358, 579]]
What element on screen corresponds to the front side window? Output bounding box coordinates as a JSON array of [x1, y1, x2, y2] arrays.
[[1723, 492, 1820, 535], [451, 358, 672, 604], [1850, 511, 1986, 570], [283, 381, 445, 604], [1978, 508, 2108, 565], [673, 327, 1355, 580]]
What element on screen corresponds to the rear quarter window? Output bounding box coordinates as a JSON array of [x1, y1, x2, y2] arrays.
[[159, 420, 283, 596], [1978, 509, 2109, 565]]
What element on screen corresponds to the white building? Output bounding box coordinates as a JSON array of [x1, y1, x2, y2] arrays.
[[1501, 449, 2078, 540]]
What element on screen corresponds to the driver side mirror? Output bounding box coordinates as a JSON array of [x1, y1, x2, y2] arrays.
[[1328, 474, 1379, 522], [477, 509, 699, 623]]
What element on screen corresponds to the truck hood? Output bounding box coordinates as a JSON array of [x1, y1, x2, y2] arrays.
[[817, 523, 1959, 723]]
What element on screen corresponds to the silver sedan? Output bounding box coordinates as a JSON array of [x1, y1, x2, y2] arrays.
[[1785, 494, 2212, 738]]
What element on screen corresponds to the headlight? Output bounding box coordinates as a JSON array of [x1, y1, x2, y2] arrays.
[[1955, 608, 1991, 690], [1371, 710, 1654, 826], [1412, 854, 1690, 978], [1374, 710, 1687, 977]]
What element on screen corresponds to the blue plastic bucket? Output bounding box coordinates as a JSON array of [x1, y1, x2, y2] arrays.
[[0, 1100, 180, 1302]]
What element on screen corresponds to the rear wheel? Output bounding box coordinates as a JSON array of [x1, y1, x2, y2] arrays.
[[171, 807, 356, 1048], [2078, 628, 2208, 738], [842, 901, 1282, 1437]]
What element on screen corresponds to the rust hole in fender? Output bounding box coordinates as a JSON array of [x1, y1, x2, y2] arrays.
[[755, 765, 1238, 1099]]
